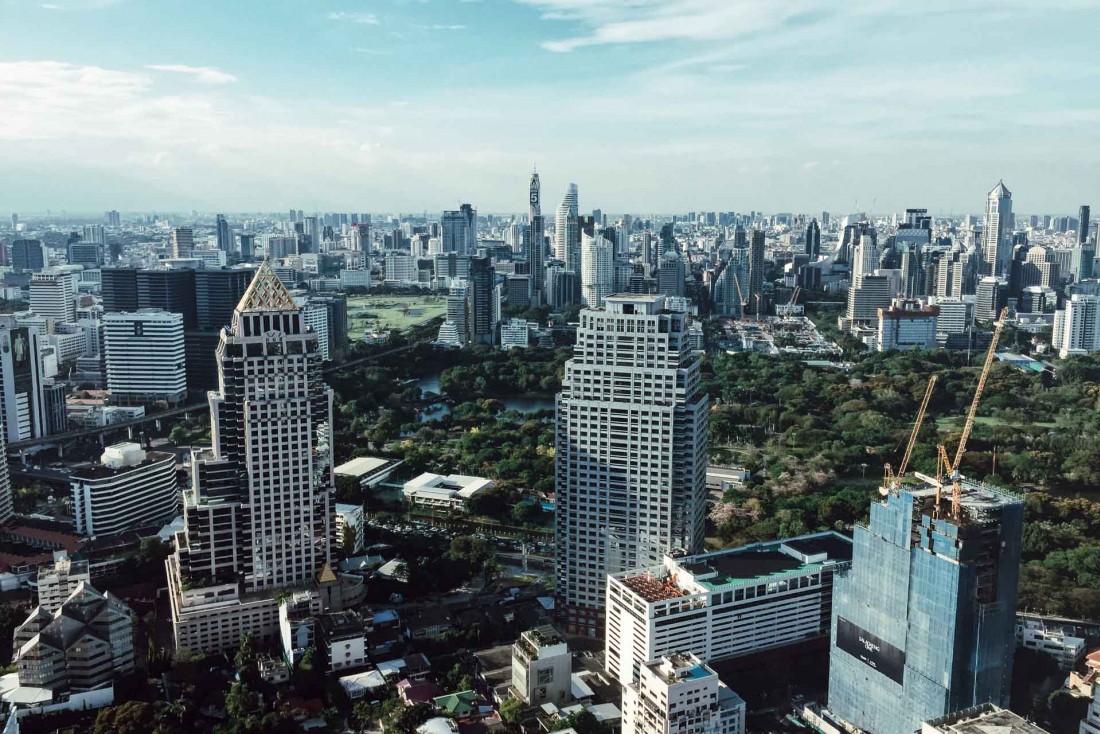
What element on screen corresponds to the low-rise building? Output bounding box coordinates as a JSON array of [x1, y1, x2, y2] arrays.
[[279, 591, 322, 667], [69, 442, 178, 537], [258, 655, 291, 685], [403, 472, 494, 511], [621, 654, 745, 734], [921, 703, 1051, 734], [1016, 617, 1086, 671], [605, 532, 852, 686], [34, 551, 90, 615], [1083, 685, 1100, 734], [317, 610, 368, 672], [340, 669, 388, 700], [333, 456, 403, 489], [335, 503, 366, 554], [512, 626, 572, 706]]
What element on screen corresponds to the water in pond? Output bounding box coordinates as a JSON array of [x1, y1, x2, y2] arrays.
[[413, 373, 554, 421]]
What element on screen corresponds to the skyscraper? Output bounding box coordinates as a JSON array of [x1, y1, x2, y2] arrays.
[[467, 256, 496, 345], [166, 261, 337, 653], [442, 205, 478, 255], [805, 219, 821, 259], [11, 240, 44, 272], [580, 231, 613, 307], [555, 184, 579, 269], [239, 233, 255, 262], [0, 327, 48, 443], [747, 229, 765, 314], [556, 294, 708, 635], [1052, 294, 1100, 358], [103, 310, 188, 405], [170, 227, 194, 259], [29, 272, 77, 324], [982, 181, 1013, 277], [828, 480, 1023, 734], [216, 214, 230, 252], [1080, 205, 1092, 244], [526, 171, 546, 306]]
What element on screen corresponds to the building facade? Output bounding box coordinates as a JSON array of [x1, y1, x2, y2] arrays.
[[982, 182, 1014, 277], [556, 294, 708, 636], [1052, 294, 1100, 357], [511, 626, 571, 706], [103, 309, 187, 405], [622, 654, 745, 734], [70, 442, 178, 537]]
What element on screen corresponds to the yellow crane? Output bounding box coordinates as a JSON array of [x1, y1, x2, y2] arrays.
[[732, 271, 748, 318], [945, 306, 1009, 520], [882, 375, 938, 495]]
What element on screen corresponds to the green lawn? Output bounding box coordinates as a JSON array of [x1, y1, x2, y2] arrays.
[[348, 294, 447, 336], [935, 415, 1057, 430]]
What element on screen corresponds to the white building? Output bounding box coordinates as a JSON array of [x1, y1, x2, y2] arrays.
[[1053, 294, 1100, 358], [0, 327, 49, 443], [511, 626, 571, 706], [556, 294, 708, 636], [335, 502, 365, 554], [69, 442, 178, 537], [1083, 685, 1100, 734], [318, 610, 368, 672], [103, 309, 187, 405], [555, 184, 579, 267], [384, 252, 418, 285], [402, 472, 493, 511], [932, 297, 973, 337], [340, 269, 371, 289], [29, 272, 76, 325], [605, 532, 852, 686], [170, 227, 194, 259], [34, 551, 91, 615], [922, 703, 1051, 734], [580, 232, 613, 307], [297, 297, 332, 361], [622, 654, 745, 734], [1015, 617, 1086, 671], [166, 260, 338, 654], [876, 300, 938, 352], [500, 319, 533, 350], [191, 249, 228, 269], [982, 181, 1014, 278]]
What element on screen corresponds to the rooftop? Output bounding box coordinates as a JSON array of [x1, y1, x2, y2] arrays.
[[922, 703, 1049, 734], [334, 456, 396, 478]]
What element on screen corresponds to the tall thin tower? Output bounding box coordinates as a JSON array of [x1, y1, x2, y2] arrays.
[[526, 171, 545, 306], [167, 260, 336, 653], [982, 181, 1013, 277], [555, 294, 708, 636], [555, 184, 579, 271]]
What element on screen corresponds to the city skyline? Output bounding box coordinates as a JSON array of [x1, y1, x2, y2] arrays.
[[2, 0, 1099, 212]]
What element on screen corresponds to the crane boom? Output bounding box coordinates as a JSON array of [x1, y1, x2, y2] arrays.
[[732, 272, 748, 316], [898, 375, 937, 479], [951, 307, 1008, 474]]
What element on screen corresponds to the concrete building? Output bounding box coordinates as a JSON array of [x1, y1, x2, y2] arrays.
[[556, 294, 708, 636], [983, 182, 1014, 277], [12, 582, 134, 693], [1053, 294, 1100, 357], [29, 272, 76, 325], [1083, 685, 1100, 734], [317, 610, 369, 672], [581, 232, 614, 307], [0, 327, 49, 443], [402, 472, 493, 511], [34, 551, 91, 615], [556, 184, 580, 269], [933, 298, 973, 337], [975, 277, 1007, 321], [605, 532, 852, 686], [441, 205, 478, 256], [170, 227, 194, 259], [877, 300, 939, 351], [511, 626, 571, 706], [500, 319, 533, 349], [828, 479, 1024, 734], [923, 704, 1051, 734], [335, 502, 365, 554], [103, 310, 187, 405], [622, 654, 745, 734], [1015, 617, 1086, 671], [69, 442, 178, 537], [166, 260, 337, 654]]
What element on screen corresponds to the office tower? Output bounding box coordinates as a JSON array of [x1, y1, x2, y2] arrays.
[[68, 239, 102, 268], [657, 253, 686, 298], [0, 428, 10, 523], [195, 269, 253, 331], [353, 221, 371, 257], [641, 230, 654, 267], [11, 240, 45, 272], [555, 184, 580, 268], [383, 252, 417, 284], [982, 182, 1013, 277], [935, 252, 965, 298], [805, 218, 821, 259], [103, 310, 187, 405], [606, 532, 851, 687], [556, 294, 708, 635], [657, 223, 675, 263], [170, 226, 195, 259], [0, 328, 48, 443], [100, 269, 139, 313], [828, 480, 1023, 734], [1016, 246, 1059, 290], [298, 299, 332, 360], [441, 205, 477, 256], [311, 292, 349, 361], [1079, 205, 1092, 244], [105, 210, 121, 228], [137, 269, 198, 328], [545, 266, 579, 311], [303, 216, 320, 254], [70, 442, 178, 536], [10, 213, 17, 230], [1052, 294, 1100, 358], [12, 583, 134, 693], [747, 230, 765, 314], [29, 272, 76, 324], [933, 298, 973, 338], [592, 208, 604, 227], [975, 276, 1007, 321], [215, 214, 230, 252], [580, 232, 613, 307], [712, 252, 748, 317], [505, 275, 531, 309], [467, 256, 496, 345], [526, 171, 546, 306], [512, 626, 572, 706], [437, 284, 469, 346], [81, 224, 106, 246], [622, 654, 746, 734], [896, 210, 932, 298], [876, 299, 939, 351], [167, 261, 336, 653], [434, 252, 470, 284], [239, 233, 255, 261]]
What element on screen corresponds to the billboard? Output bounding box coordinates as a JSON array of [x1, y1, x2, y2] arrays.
[[836, 616, 906, 684]]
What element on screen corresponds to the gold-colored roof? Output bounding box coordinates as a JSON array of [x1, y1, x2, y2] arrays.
[[236, 259, 298, 313], [317, 562, 337, 585]]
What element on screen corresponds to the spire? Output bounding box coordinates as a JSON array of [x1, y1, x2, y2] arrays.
[[235, 258, 298, 313]]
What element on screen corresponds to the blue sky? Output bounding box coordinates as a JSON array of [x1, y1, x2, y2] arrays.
[[1, 0, 1098, 215]]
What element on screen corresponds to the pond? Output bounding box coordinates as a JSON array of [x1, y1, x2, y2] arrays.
[[413, 373, 555, 421]]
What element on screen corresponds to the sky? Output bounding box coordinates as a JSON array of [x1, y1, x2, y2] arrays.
[[1, 0, 1098, 215]]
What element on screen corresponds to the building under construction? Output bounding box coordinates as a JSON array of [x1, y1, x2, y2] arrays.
[[827, 476, 1024, 734]]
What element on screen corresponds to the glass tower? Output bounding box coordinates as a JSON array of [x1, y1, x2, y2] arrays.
[[828, 480, 1023, 734]]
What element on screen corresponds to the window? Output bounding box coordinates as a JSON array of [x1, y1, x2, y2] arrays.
[[537, 668, 554, 685]]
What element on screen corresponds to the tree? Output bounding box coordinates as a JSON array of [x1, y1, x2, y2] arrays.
[[94, 701, 157, 734], [384, 701, 437, 734], [499, 697, 524, 724]]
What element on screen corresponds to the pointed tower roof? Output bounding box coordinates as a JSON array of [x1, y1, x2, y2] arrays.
[[989, 180, 1011, 198], [236, 259, 298, 313]]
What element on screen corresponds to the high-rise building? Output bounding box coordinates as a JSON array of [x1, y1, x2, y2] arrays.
[[105, 210, 121, 228], [1080, 205, 1092, 245], [215, 214, 230, 252], [195, 268, 253, 331], [29, 272, 76, 324], [747, 230, 765, 314], [11, 240, 45, 272], [166, 261, 338, 654], [982, 182, 1013, 277], [467, 256, 496, 345], [805, 219, 821, 259], [137, 269, 198, 328], [1052, 294, 1100, 358], [622, 654, 746, 734], [239, 233, 255, 261], [0, 327, 48, 443], [70, 442, 178, 537], [34, 551, 90, 615], [555, 184, 580, 270], [302, 216, 320, 254], [876, 299, 939, 352], [828, 480, 1023, 734], [556, 294, 708, 636], [657, 254, 686, 298], [580, 232, 613, 307], [441, 205, 477, 256], [170, 227, 195, 259], [103, 310, 187, 405], [975, 276, 1007, 321], [526, 171, 546, 306], [935, 252, 965, 298], [0, 422, 12, 524]]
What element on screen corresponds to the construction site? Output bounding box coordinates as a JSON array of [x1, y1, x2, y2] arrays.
[[716, 315, 841, 357]]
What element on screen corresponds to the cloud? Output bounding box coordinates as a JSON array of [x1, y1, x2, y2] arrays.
[[327, 11, 379, 24], [354, 47, 392, 55], [146, 64, 237, 84], [39, 3, 63, 9], [430, 24, 466, 30]]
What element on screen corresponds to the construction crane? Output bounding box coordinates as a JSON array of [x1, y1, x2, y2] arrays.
[[732, 272, 748, 318], [945, 306, 1009, 520], [882, 375, 938, 495], [780, 286, 801, 320]]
